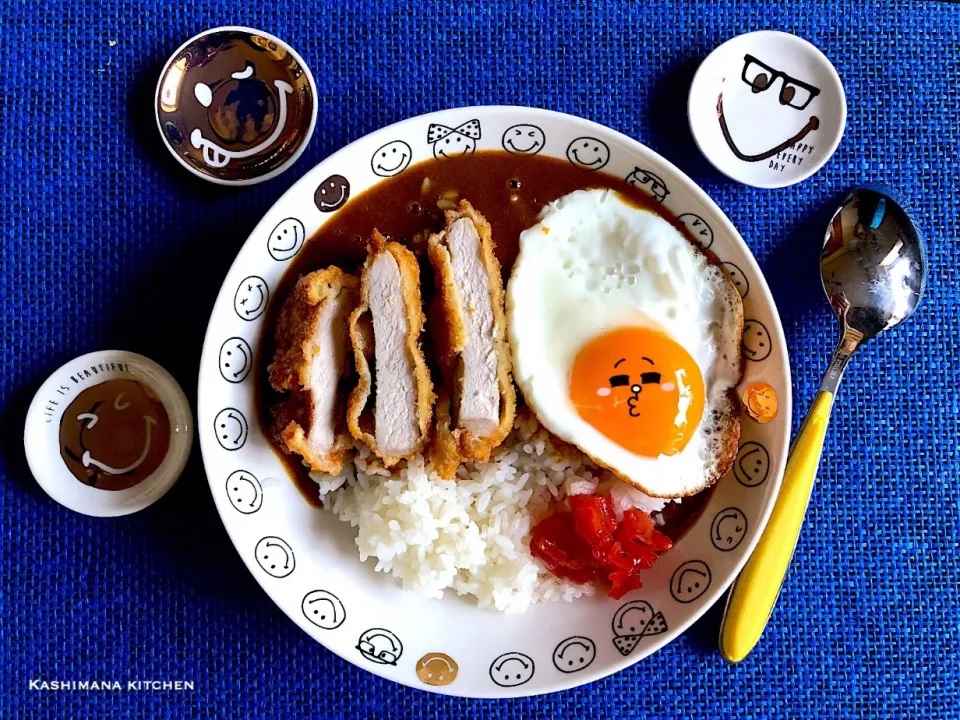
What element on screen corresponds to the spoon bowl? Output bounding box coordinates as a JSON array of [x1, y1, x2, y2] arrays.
[[818, 187, 927, 391]]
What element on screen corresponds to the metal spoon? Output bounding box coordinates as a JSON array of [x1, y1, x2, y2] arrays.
[[719, 186, 927, 662]]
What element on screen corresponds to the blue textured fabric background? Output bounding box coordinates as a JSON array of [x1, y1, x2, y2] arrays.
[[2, 0, 958, 717]]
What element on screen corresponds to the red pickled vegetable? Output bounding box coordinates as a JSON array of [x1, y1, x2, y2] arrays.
[[568, 494, 617, 549], [608, 566, 643, 599], [617, 508, 655, 543], [529, 511, 600, 584], [530, 494, 675, 599], [617, 508, 674, 560]]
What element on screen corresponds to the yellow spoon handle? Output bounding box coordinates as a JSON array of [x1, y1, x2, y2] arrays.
[[719, 390, 835, 663]]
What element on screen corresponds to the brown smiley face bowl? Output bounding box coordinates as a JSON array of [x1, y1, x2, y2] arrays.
[[155, 26, 317, 185]]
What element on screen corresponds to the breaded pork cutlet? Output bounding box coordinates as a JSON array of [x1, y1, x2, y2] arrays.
[[347, 231, 434, 466], [427, 201, 516, 478], [268, 267, 359, 475]]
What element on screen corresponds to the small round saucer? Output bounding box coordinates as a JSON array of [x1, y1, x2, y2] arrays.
[[688, 31, 846, 188], [24, 351, 193, 517], [155, 26, 318, 186]]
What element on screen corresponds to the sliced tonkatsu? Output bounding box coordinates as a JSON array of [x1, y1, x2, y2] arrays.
[[268, 267, 359, 475], [347, 231, 434, 466], [427, 201, 515, 477]]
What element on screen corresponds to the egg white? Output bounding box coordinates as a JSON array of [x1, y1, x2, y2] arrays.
[[506, 189, 743, 497]]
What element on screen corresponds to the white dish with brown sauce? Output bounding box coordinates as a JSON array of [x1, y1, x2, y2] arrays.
[[197, 106, 791, 697]]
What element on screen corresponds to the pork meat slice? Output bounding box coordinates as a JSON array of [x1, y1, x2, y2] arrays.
[[268, 267, 358, 474], [370, 249, 419, 455], [427, 201, 515, 475], [445, 217, 500, 435], [348, 232, 434, 465]]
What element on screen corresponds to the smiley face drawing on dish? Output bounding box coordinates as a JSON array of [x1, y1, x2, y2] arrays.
[[733, 440, 770, 487], [501, 124, 546, 155], [611, 600, 668, 656], [719, 54, 822, 162], [569, 327, 706, 460], [720, 262, 750, 299], [301, 589, 346, 630], [356, 628, 403, 665], [314, 174, 350, 213], [677, 213, 714, 249], [219, 337, 253, 383], [416, 652, 459, 686], [428, 119, 481, 159], [267, 217, 306, 261], [552, 636, 596, 673], [711, 507, 748, 551], [565, 137, 610, 170], [214, 407, 248, 451], [225, 469, 262, 514], [189, 61, 295, 168], [489, 651, 535, 687], [234, 276, 269, 321], [371, 140, 412, 177], [155, 30, 315, 182], [625, 167, 669, 203], [59, 379, 171, 491], [670, 560, 711, 603], [255, 536, 295, 578], [741, 319, 772, 361]]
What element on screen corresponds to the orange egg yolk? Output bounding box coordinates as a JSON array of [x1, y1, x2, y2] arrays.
[[569, 327, 705, 458]]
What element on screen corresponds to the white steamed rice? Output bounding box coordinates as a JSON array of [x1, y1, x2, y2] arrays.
[[311, 413, 672, 613]]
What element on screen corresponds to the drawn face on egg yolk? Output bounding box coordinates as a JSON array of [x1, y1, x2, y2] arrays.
[[569, 327, 705, 457]]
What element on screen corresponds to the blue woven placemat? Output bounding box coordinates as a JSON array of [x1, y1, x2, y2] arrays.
[[2, 0, 958, 717]]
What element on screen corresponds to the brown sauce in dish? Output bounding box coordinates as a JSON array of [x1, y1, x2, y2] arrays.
[[60, 379, 171, 491], [257, 150, 712, 535]]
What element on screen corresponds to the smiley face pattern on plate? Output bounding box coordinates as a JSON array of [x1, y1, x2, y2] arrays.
[[428, 119, 481, 159], [670, 560, 712, 603], [357, 628, 403, 665], [416, 652, 458, 687], [711, 507, 748, 551], [214, 408, 248, 450], [371, 140, 413, 177], [742, 319, 772, 361], [721, 261, 750, 298], [565, 136, 610, 170], [255, 536, 295, 578], [302, 589, 346, 630], [489, 651, 535, 687], [225, 469, 262, 513], [314, 174, 351, 213], [611, 600, 668, 657], [218, 337, 252, 383], [625, 167, 670, 203], [233, 276, 269, 321], [552, 636, 596, 673], [267, 217, 305, 261], [678, 213, 714, 249], [501, 124, 546, 155], [734, 440, 771, 487]]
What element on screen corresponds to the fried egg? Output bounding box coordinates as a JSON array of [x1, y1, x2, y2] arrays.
[[506, 189, 743, 497]]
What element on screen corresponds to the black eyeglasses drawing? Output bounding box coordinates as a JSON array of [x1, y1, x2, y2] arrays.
[[717, 53, 823, 163], [740, 54, 821, 110]]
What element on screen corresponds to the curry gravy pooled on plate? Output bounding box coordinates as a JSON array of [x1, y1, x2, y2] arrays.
[[257, 151, 736, 611]]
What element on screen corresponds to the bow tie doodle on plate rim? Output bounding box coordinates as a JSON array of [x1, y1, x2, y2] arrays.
[[428, 119, 482, 158]]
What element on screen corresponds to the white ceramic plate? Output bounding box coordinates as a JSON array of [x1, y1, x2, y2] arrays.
[[198, 106, 791, 698]]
